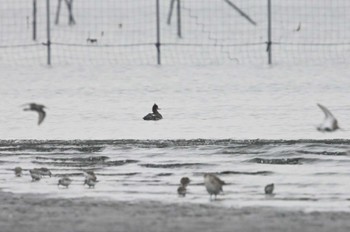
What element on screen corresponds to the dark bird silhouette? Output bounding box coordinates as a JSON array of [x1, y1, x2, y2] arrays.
[[143, 104, 162, 121], [265, 183, 274, 195], [177, 185, 187, 197], [29, 169, 41, 181], [58, 176, 72, 188], [180, 177, 190, 187], [23, 103, 46, 125], [177, 177, 191, 197], [14, 167, 22, 177], [317, 103, 339, 132]]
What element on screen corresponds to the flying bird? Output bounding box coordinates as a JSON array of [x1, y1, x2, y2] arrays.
[[143, 104, 162, 121], [317, 103, 339, 132], [23, 103, 46, 125]]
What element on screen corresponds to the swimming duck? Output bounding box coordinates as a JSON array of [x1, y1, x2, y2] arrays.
[[143, 104, 162, 121]]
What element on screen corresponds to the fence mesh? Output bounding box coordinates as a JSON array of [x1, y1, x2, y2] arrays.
[[0, 0, 349, 65]]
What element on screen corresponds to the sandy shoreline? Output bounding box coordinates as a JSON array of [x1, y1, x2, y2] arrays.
[[0, 191, 349, 232]]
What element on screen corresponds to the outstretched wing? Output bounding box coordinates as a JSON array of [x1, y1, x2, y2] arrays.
[[38, 110, 46, 125], [317, 103, 336, 120]]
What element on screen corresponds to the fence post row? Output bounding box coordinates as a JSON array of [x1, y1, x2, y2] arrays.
[[40, 0, 274, 65]]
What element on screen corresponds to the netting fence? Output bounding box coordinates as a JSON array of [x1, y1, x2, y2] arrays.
[[1, 0, 350, 65]]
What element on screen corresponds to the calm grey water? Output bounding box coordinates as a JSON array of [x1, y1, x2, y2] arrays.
[[0, 139, 349, 212]]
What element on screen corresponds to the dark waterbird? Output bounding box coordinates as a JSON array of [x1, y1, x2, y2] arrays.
[[143, 104, 162, 121], [23, 103, 47, 125]]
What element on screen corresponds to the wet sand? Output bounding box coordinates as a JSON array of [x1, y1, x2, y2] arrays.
[[0, 191, 349, 232]]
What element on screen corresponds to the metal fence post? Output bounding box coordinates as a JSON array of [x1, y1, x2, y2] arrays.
[[33, 0, 37, 41], [177, 0, 182, 38], [156, 0, 161, 65], [46, 0, 51, 65], [267, 0, 272, 64]]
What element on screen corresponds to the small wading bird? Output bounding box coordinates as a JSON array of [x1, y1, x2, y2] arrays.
[[264, 183, 274, 195], [33, 167, 52, 177], [180, 177, 190, 187], [143, 104, 162, 121], [177, 177, 191, 197], [29, 169, 41, 181], [58, 176, 72, 188], [204, 173, 225, 200], [23, 103, 46, 125], [83, 170, 98, 188], [317, 103, 339, 132], [84, 178, 98, 188], [14, 167, 22, 177]]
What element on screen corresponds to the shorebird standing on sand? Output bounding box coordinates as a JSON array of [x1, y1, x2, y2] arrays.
[[29, 169, 41, 181], [317, 103, 339, 132], [33, 167, 52, 177], [143, 104, 162, 121], [23, 103, 47, 125], [14, 167, 22, 177], [177, 177, 191, 197], [264, 183, 274, 195], [84, 178, 98, 188], [204, 173, 225, 200], [58, 176, 72, 188], [83, 171, 98, 188]]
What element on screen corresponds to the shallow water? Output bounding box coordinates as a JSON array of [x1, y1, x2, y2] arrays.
[[0, 139, 349, 212]]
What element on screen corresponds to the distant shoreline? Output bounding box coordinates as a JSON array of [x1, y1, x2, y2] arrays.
[[0, 191, 349, 232]]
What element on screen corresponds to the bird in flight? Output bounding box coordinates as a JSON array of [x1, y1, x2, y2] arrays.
[[316, 103, 339, 132], [23, 103, 47, 125]]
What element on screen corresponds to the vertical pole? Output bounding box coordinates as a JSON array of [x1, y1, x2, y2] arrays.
[[33, 0, 37, 41], [267, 0, 272, 64], [46, 0, 51, 65], [167, 0, 176, 25], [156, 0, 161, 65], [55, 0, 62, 25], [176, 0, 182, 38]]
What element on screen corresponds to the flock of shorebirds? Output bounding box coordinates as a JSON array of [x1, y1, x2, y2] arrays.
[[13, 165, 273, 199], [14, 166, 98, 189], [17, 101, 340, 199]]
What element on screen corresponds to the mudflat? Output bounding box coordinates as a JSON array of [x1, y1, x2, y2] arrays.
[[0, 191, 349, 232]]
